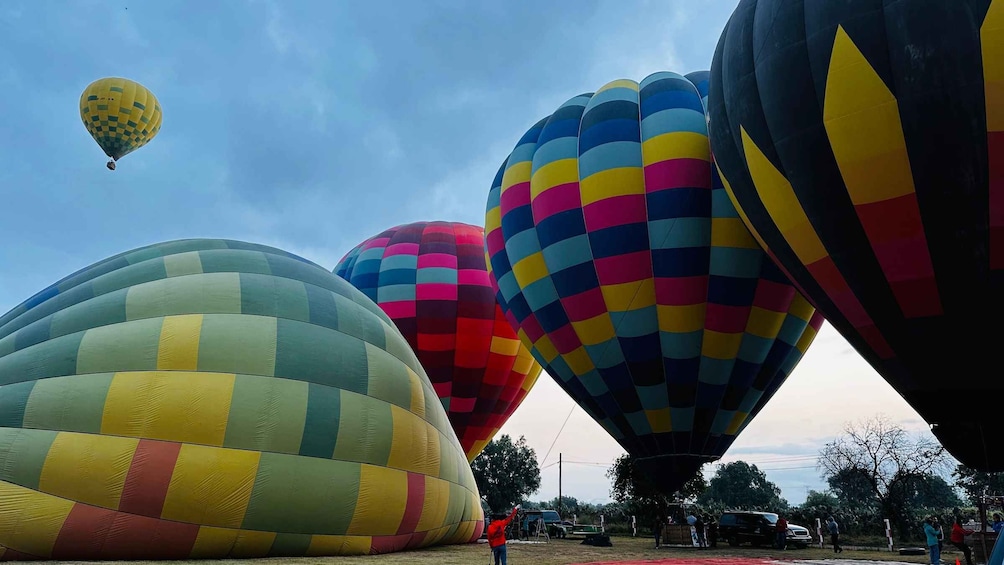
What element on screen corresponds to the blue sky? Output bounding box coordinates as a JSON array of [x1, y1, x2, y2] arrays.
[[0, 0, 942, 506]]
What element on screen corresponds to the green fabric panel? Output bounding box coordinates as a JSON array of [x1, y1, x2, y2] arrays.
[[447, 483, 467, 526], [267, 533, 312, 557], [424, 379, 450, 438], [439, 436, 459, 485], [0, 335, 14, 356], [163, 251, 204, 277], [274, 319, 368, 393], [363, 343, 412, 411], [332, 391, 392, 467], [242, 452, 360, 535], [199, 249, 271, 275], [329, 275, 391, 324], [23, 373, 114, 434], [125, 272, 242, 320], [305, 283, 339, 329], [238, 273, 309, 321], [224, 374, 307, 454], [122, 240, 226, 266], [12, 318, 51, 352], [49, 288, 128, 339], [76, 318, 161, 374], [0, 381, 36, 427], [265, 255, 332, 293], [0, 332, 85, 385], [0, 428, 57, 490], [382, 322, 422, 375], [299, 382, 340, 458], [53, 256, 130, 295], [89, 258, 168, 297], [197, 314, 277, 377]]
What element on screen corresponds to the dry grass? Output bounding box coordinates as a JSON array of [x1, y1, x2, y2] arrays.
[[50, 536, 957, 565]]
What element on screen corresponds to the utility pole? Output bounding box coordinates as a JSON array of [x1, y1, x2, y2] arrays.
[[558, 453, 562, 517]]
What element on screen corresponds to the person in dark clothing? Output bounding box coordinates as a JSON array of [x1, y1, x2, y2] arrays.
[[707, 518, 719, 548], [653, 514, 664, 548], [695, 514, 706, 548], [951, 517, 976, 565], [775, 515, 788, 550], [826, 516, 842, 553]]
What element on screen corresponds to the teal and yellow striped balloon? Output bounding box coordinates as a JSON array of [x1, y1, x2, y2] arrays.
[[79, 77, 162, 170], [0, 239, 484, 560]]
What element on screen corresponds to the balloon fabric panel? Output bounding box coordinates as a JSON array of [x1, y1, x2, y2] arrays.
[[79, 77, 162, 161], [709, 0, 1003, 470], [334, 222, 543, 462], [485, 71, 822, 493], [0, 239, 483, 560]]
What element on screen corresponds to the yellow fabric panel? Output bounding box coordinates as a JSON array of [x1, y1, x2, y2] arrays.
[[452, 520, 476, 544], [488, 335, 520, 356], [580, 167, 645, 206], [796, 321, 821, 353], [601, 279, 655, 312], [711, 217, 759, 249], [500, 161, 532, 192], [740, 127, 828, 265], [561, 346, 595, 376], [347, 465, 408, 536], [511, 252, 548, 288], [387, 405, 441, 476], [161, 444, 260, 528], [405, 366, 427, 419], [229, 530, 277, 558], [0, 480, 73, 558], [530, 158, 578, 198], [744, 307, 786, 339], [531, 333, 559, 364], [646, 408, 672, 433], [641, 131, 710, 165], [788, 293, 815, 322], [163, 251, 204, 277], [718, 164, 775, 256], [700, 330, 743, 360], [725, 411, 749, 435], [983, 1, 1004, 130], [824, 26, 917, 205], [38, 432, 138, 509], [101, 371, 236, 446], [416, 477, 450, 532], [657, 303, 706, 333], [485, 207, 502, 232], [156, 314, 204, 371], [307, 534, 372, 556], [570, 314, 615, 346], [596, 78, 638, 94], [467, 439, 489, 461], [515, 353, 542, 387]]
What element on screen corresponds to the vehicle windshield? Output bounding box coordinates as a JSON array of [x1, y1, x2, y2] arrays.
[[542, 511, 560, 522], [763, 513, 779, 524]]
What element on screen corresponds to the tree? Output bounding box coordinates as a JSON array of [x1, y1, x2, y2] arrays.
[[953, 464, 1004, 505], [471, 434, 541, 514], [697, 461, 787, 511], [607, 454, 707, 528], [818, 416, 948, 537]]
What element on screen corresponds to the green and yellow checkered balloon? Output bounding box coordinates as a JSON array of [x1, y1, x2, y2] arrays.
[[79, 77, 162, 170]]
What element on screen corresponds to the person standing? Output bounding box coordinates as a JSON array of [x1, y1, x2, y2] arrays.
[[708, 517, 719, 548], [653, 513, 664, 549], [950, 517, 976, 565], [487, 505, 520, 565], [695, 514, 706, 548], [924, 517, 942, 565], [826, 516, 842, 553], [993, 513, 1003, 535], [775, 515, 789, 550]]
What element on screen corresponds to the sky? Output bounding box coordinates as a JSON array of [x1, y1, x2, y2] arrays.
[[0, 0, 947, 507]]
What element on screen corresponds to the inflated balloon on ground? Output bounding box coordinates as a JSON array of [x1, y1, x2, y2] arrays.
[[709, 0, 1004, 470], [79, 77, 162, 170], [334, 221, 543, 461], [0, 239, 483, 560], [485, 70, 823, 495]]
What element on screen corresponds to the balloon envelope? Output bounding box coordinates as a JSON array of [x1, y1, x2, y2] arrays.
[[79, 77, 162, 164], [335, 221, 543, 462], [709, 0, 1004, 470], [0, 239, 482, 560], [486, 71, 823, 493]]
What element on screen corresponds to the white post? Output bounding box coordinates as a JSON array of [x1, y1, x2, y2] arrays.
[[885, 518, 894, 551], [816, 518, 824, 549], [573, 514, 577, 525], [601, 514, 605, 533], [632, 515, 637, 537]]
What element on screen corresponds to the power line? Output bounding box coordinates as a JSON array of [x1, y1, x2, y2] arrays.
[[541, 403, 576, 466]]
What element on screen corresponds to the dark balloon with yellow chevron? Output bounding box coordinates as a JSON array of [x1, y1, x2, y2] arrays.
[[709, 0, 1004, 470]]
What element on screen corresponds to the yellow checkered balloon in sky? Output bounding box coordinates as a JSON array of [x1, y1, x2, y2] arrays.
[[79, 77, 162, 170]]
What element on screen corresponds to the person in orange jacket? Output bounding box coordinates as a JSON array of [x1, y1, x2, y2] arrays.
[[950, 517, 976, 565], [487, 505, 520, 565]]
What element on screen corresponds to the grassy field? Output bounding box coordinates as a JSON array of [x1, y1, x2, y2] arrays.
[[50, 536, 960, 565]]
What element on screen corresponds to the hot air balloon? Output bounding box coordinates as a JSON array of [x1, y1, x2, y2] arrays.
[[708, 0, 1004, 471], [485, 71, 823, 494], [79, 77, 162, 170], [0, 239, 483, 560], [334, 221, 543, 462]]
